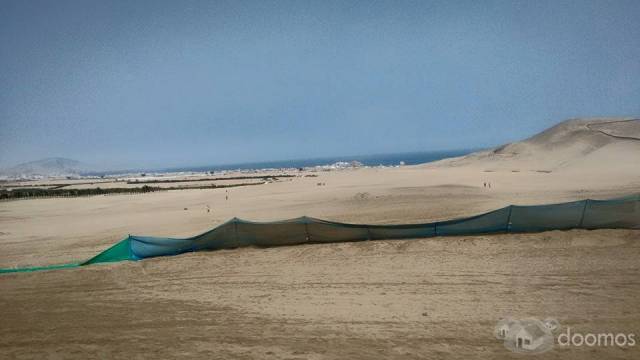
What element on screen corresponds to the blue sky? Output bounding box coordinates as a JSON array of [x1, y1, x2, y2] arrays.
[[1, 0, 639, 169]]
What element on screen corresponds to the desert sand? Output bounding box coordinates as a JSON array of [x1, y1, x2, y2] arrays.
[[1, 118, 639, 359]]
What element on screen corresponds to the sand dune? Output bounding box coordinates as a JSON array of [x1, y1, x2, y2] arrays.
[[429, 118, 640, 173]]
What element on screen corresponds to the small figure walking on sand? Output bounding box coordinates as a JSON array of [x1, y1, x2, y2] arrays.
[[483, 182, 486, 188], [225, 189, 229, 201]]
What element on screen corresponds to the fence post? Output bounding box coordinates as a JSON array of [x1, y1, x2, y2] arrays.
[[578, 200, 589, 228], [505, 205, 513, 233], [304, 219, 311, 242], [233, 218, 239, 245]]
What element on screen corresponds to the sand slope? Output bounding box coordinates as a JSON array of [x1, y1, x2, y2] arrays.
[[1, 229, 639, 359], [429, 118, 640, 173]]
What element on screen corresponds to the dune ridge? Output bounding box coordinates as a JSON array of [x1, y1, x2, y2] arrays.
[[427, 118, 640, 173]]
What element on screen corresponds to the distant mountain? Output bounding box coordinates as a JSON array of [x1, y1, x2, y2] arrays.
[[0, 158, 88, 178]]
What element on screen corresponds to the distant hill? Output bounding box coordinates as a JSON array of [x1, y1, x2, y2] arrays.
[[427, 118, 640, 172], [0, 158, 88, 178]]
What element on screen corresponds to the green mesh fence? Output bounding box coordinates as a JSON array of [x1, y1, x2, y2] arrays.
[[1, 194, 638, 274], [0, 263, 80, 274], [81, 238, 133, 265]]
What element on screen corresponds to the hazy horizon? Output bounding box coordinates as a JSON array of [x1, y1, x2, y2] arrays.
[[1, 0, 639, 169], [1, 148, 479, 173]]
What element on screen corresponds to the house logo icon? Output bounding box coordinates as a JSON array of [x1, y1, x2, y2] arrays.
[[495, 317, 559, 354]]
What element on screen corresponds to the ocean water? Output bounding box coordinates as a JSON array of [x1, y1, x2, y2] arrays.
[[163, 149, 477, 173]]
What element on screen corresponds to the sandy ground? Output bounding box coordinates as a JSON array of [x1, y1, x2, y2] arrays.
[[1, 229, 639, 359], [1, 118, 639, 359]]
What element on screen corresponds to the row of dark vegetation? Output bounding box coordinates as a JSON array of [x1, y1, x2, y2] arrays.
[[0, 185, 160, 200], [126, 174, 296, 184], [0, 182, 264, 201]]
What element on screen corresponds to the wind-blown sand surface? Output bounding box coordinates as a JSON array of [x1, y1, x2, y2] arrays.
[[1, 118, 639, 359]]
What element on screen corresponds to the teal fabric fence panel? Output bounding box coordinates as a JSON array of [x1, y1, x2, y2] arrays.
[[509, 200, 587, 232], [436, 207, 511, 235]]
